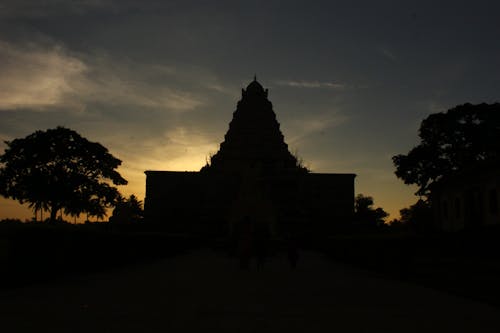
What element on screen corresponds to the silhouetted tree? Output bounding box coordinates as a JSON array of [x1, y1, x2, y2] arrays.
[[109, 194, 143, 223], [0, 127, 127, 221], [393, 103, 500, 196], [354, 194, 389, 227], [86, 197, 108, 222], [398, 199, 433, 233]]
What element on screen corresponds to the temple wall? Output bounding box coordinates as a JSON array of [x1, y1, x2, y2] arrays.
[[144, 170, 355, 235], [301, 173, 356, 231]]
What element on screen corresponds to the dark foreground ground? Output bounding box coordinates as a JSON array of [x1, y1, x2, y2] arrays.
[[1, 248, 500, 333]]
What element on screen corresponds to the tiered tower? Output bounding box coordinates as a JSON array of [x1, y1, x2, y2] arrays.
[[207, 77, 301, 174]]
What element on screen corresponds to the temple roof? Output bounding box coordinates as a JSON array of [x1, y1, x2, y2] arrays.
[[246, 77, 264, 93], [242, 76, 268, 98]]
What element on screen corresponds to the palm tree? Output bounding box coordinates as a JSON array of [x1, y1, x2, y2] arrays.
[[110, 194, 143, 223]]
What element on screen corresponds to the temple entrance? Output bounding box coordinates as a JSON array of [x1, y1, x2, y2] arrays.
[[235, 216, 271, 268]]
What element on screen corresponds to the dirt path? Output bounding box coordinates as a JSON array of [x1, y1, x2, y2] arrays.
[[1, 249, 500, 332]]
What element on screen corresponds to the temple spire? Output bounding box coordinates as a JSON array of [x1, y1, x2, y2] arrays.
[[243, 76, 267, 98], [209, 78, 294, 172]]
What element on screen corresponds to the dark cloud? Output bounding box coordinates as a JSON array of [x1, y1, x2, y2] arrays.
[[0, 0, 139, 18]]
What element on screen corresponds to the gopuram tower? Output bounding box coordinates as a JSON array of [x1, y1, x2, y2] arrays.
[[145, 78, 355, 237], [207, 77, 303, 175]]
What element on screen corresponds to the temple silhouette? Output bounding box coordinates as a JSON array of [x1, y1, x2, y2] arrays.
[[144, 78, 355, 237]]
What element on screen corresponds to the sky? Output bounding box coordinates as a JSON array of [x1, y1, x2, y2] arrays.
[[1, 0, 500, 221]]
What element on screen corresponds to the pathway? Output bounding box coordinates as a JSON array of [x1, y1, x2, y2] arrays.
[[1, 249, 499, 332]]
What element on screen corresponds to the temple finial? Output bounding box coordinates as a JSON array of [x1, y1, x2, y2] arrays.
[[253, 74, 257, 82]]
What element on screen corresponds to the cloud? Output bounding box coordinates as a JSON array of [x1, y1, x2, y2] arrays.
[[0, 0, 134, 18], [274, 80, 347, 89], [73, 59, 204, 112], [286, 112, 348, 145], [123, 127, 218, 171], [378, 46, 397, 61], [0, 41, 87, 110], [103, 126, 220, 201], [0, 40, 205, 113]]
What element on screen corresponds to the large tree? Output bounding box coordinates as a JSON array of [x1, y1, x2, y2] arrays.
[[393, 103, 500, 196], [0, 127, 127, 221]]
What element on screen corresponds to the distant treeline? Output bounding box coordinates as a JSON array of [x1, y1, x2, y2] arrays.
[[0, 220, 199, 288]]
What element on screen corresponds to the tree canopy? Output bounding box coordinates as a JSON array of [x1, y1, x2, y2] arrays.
[[397, 199, 433, 232], [354, 194, 389, 227], [0, 127, 127, 221], [109, 194, 143, 224], [393, 103, 500, 196]]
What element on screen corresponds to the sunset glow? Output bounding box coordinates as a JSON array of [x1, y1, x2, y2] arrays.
[[1, 1, 499, 222]]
